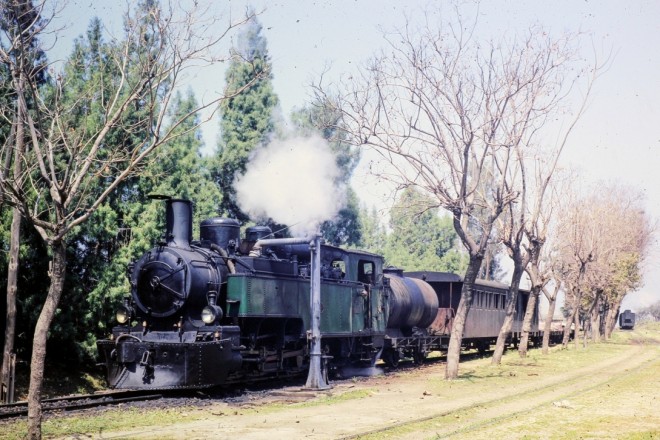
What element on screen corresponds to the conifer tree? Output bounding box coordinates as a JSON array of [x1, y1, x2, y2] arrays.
[[0, 1, 252, 434], [53, 15, 153, 363], [86, 90, 223, 353], [356, 205, 387, 254], [215, 17, 279, 220], [383, 188, 467, 273]]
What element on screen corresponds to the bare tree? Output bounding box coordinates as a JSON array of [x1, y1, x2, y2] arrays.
[[540, 282, 561, 354], [555, 183, 652, 349], [0, 1, 254, 437], [489, 41, 603, 363], [556, 187, 599, 349], [0, 0, 48, 404], [588, 187, 652, 339], [315, 12, 597, 378], [524, 178, 566, 355]]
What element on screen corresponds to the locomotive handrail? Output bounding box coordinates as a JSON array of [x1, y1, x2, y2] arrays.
[[251, 237, 315, 258], [207, 243, 237, 274], [115, 334, 142, 344], [199, 243, 253, 273], [255, 237, 314, 247]]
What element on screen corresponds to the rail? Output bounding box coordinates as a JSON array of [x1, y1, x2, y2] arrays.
[[0, 390, 163, 420]]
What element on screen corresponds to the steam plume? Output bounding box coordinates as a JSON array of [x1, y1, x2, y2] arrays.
[[234, 135, 345, 236]]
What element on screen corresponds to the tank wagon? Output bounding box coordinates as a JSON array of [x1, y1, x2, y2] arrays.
[[97, 199, 556, 389]]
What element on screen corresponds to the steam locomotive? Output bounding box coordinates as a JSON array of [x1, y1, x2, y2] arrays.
[[619, 309, 636, 330], [97, 199, 549, 389]]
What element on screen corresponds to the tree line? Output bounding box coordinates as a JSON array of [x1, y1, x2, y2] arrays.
[[0, 1, 653, 438], [311, 7, 653, 379]]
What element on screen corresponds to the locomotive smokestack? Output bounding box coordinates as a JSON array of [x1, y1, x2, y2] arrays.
[[166, 199, 193, 247]]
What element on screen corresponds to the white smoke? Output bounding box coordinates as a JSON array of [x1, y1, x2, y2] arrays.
[[234, 135, 346, 237]]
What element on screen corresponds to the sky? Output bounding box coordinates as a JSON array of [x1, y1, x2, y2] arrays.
[[48, 0, 660, 311]]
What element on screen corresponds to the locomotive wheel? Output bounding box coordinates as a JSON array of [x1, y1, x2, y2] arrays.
[[477, 342, 489, 355], [383, 349, 400, 368], [412, 350, 427, 365]]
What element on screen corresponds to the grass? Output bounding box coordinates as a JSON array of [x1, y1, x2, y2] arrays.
[[473, 350, 660, 440], [11, 363, 106, 401], [1, 405, 217, 440], [1, 323, 658, 439], [352, 323, 660, 440], [0, 386, 375, 439]]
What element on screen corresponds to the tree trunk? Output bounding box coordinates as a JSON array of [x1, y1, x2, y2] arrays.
[[599, 302, 608, 340], [2, 105, 24, 404], [590, 291, 601, 343], [573, 290, 581, 350], [27, 240, 66, 440], [542, 295, 557, 355], [582, 315, 589, 348], [604, 303, 621, 339], [1, 208, 20, 403], [562, 299, 578, 348], [518, 288, 539, 358], [491, 259, 524, 365], [445, 254, 482, 380]]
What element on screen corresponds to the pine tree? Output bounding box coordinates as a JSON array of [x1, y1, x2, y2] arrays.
[[49, 16, 154, 363], [215, 17, 279, 220], [0, 1, 253, 434], [356, 205, 387, 255], [383, 188, 468, 273], [85, 90, 223, 359]]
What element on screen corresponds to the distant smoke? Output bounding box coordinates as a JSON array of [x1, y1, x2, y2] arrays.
[[234, 135, 345, 237]]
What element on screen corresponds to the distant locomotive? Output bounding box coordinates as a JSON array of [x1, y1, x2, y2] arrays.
[[619, 309, 636, 330], [97, 199, 557, 390]]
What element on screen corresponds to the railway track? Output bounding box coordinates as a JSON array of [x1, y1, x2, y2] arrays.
[[0, 390, 163, 420], [0, 348, 502, 422]]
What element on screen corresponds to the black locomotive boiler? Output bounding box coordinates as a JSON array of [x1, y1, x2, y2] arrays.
[[97, 199, 555, 390]]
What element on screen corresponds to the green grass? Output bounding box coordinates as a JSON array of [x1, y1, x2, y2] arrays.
[[0, 388, 376, 439], [499, 354, 660, 440], [1, 406, 222, 440], [1, 323, 658, 439], [351, 324, 660, 440]]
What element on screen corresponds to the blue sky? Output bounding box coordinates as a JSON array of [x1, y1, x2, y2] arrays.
[[50, 0, 660, 310]]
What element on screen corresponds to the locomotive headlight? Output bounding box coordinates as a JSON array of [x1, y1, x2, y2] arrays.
[[116, 296, 134, 325], [201, 305, 223, 325], [116, 304, 132, 324]]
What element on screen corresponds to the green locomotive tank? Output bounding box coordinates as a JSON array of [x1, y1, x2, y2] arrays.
[[226, 245, 389, 372]]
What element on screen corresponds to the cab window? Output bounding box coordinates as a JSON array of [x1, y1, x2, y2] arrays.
[[358, 260, 375, 285]]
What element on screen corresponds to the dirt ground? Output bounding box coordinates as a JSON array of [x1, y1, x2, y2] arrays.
[[56, 328, 660, 440]]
